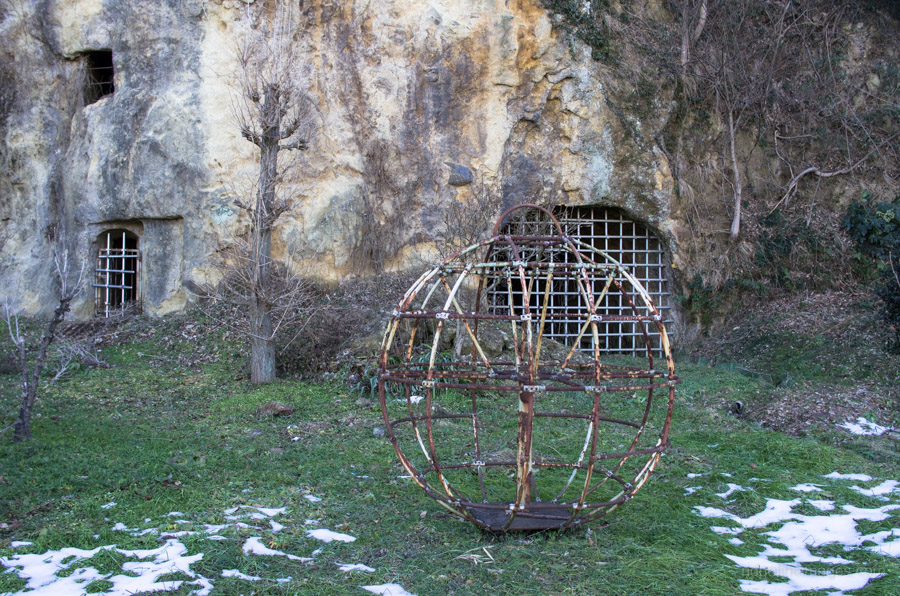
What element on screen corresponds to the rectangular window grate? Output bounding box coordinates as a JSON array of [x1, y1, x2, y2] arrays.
[[487, 206, 672, 356], [94, 231, 140, 317]]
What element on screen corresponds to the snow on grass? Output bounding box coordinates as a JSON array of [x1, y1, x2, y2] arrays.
[[1, 505, 380, 595], [715, 483, 749, 499], [304, 494, 323, 503], [789, 483, 822, 493], [684, 486, 702, 496], [307, 528, 356, 543], [337, 562, 375, 572], [361, 583, 417, 596], [849, 480, 898, 498], [692, 472, 900, 594], [222, 569, 262, 581], [0, 539, 211, 596], [241, 537, 312, 562], [836, 417, 894, 436], [824, 472, 872, 482], [100, 502, 117, 510]]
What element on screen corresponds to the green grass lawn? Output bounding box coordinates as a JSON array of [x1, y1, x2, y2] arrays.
[[1, 311, 898, 595]]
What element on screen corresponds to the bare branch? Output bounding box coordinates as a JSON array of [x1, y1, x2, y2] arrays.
[[770, 132, 900, 215]]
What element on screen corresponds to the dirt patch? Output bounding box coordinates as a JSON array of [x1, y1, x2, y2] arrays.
[[691, 291, 900, 437]]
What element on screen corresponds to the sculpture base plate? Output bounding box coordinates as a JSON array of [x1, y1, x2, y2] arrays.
[[466, 505, 577, 531]]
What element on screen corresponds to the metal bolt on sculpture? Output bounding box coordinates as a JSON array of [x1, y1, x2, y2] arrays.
[[378, 205, 679, 531]]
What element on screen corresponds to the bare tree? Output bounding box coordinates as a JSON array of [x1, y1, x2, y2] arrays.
[[229, 1, 318, 384], [3, 246, 85, 442]]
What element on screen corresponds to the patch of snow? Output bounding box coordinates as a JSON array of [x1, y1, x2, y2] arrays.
[[808, 500, 835, 511], [167, 511, 185, 517], [684, 486, 702, 496], [409, 395, 424, 404], [361, 583, 417, 596], [270, 520, 284, 533], [0, 539, 209, 596], [696, 475, 900, 595], [337, 562, 375, 572], [720, 473, 733, 477], [687, 473, 704, 479], [203, 524, 226, 534], [254, 507, 286, 517], [725, 554, 882, 594], [242, 537, 312, 562], [716, 483, 748, 499], [837, 417, 894, 436], [849, 480, 899, 498], [207, 535, 228, 541], [144, 518, 152, 523], [304, 495, 322, 503], [824, 472, 872, 482], [312, 547, 324, 556], [174, 520, 192, 525], [10, 542, 31, 548], [101, 501, 117, 509], [307, 529, 356, 543], [789, 483, 822, 493], [222, 569, 262, 581], [111, 522, 130, 531], [223, 507, 239, 515], [188, 576, 214, 596]]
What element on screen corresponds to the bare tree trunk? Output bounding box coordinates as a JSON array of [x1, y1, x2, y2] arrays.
[[248, 85, 281, 384], [12, 289, 76, 442], [250, 293, 276, 383], [728, 109, 743, 240]]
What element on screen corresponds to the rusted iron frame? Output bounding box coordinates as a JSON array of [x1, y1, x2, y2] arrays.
[[384, 361, 674, 377], [390, 410, 641, 429], [571, 268, 660, 518], [403, 441, 667, 475], [382, 367, 672, 382], [391, 311, 661, 323], [420, 484, 633, 512], [378, 204, 679, 530], [381, 375, 674, 394]]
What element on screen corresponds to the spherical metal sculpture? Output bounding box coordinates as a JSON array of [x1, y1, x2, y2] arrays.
[[378, 205, 679, 531]]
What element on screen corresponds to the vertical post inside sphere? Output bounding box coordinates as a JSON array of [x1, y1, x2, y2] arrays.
[[514, 389, 535, 507]]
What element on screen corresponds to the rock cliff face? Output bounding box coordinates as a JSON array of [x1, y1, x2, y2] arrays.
[[0, 0, 680, 319]]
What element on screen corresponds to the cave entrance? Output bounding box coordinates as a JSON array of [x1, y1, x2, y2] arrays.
[[487, 205, 672, 355], [94, 229, 141, 317], [84, 50, 115, 105]]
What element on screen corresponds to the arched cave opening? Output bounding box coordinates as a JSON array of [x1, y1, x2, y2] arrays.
[[487, 205, 673, 355]]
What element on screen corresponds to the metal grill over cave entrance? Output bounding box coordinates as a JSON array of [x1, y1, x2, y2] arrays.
[[488, 205, 672, 356], [94, 230, 140, 317], [378, 205, 679, 531]]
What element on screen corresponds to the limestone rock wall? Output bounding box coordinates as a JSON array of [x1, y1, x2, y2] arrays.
[[0, 0, 681, 319]]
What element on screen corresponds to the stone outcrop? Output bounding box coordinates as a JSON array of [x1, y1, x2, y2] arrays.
[[0, 0, 680, 319]]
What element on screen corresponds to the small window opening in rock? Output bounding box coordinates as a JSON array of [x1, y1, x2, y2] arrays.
[[94, 230, 140, 317], [487, 205, 673, 355], [84, 50, 115, 104]]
